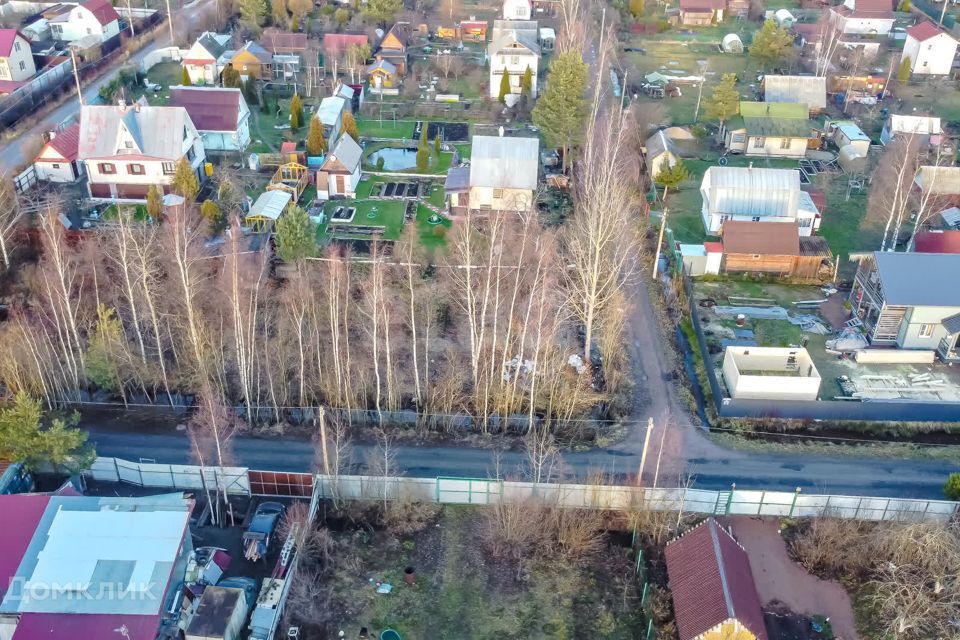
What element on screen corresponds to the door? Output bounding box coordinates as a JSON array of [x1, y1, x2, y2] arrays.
[[336, 175, 345, 194]]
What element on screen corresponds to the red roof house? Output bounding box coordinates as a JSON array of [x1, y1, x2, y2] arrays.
[[907, 20, 945, 42], [33, 123, 83, 183], [665, 518, 769, 640], [168, 86, 251, 153], [81, 0, 120, 26], [913, 230, 960, 254], [323, 33, 369, 60]]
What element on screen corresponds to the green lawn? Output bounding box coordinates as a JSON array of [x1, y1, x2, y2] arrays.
[[416, 204, 452, 250], [442, 77, 483, 100], [101, 204, 150, 221], [318, 199, 408, 241], [817, 176, 882, 269], [357, 118, 417, 140]]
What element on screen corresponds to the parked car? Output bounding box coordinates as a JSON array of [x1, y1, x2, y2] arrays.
[[243, 502, 285, 562]]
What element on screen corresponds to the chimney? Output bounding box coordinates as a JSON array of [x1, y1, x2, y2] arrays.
[[498, 125, 504, 137]]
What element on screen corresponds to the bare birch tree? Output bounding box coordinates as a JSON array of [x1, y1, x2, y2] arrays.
[[188, 385, 241, 526], [0, 174, 23, 271], [866, 134, 920, 251]]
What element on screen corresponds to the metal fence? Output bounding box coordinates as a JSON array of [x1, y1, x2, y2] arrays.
[[86, 457, 959, 523]]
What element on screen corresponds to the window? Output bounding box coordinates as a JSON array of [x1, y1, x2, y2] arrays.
[[86, 28, 92, 35], [752, 254, 761, 260], [919, 323, 935, 338], [731, 133, 746, 143], [124, 140, 133, 149], [19, 61, 25, 71], [98, 163, 116, 174], [799, 217, 812, 228], [52, 163, 60, 169], [0, 68, 8, 80], [510, 55, 520, 65], [493, 188, 504, 198], [162, 162, 176, 175], [183, 126, 189, 141], [14, 41, 20, 52], [780, 138, 791, 149], [751, 216, 761, 222], [753, 136, 766, 148], [127, 163, 145, 175], [186, 147, 195, 162]]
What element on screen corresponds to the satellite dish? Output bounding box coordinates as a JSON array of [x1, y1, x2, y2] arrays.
[[375, 28, 385, 39]]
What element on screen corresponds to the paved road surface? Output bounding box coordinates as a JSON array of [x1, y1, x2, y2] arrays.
[[0, 0, 212, 175], [80, 415, 956, 499]]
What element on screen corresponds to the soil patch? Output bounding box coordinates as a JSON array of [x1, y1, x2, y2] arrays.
[[415, 121, 469, 142], [724, 516, 859, 640]]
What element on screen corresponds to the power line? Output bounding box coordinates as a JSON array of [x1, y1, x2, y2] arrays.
[[64, 399, 960, 450]]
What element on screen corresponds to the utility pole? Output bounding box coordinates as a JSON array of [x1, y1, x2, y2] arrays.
[[164, 0, 174, 45], [636, 417, 654, 485], [125, 0, 136, 37], [70, 49, 83, 107], [652, 209, 668, 279], [318, 406, 331, 476]]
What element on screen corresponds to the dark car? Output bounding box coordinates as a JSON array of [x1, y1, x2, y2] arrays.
[[243, 502, 285, 561]]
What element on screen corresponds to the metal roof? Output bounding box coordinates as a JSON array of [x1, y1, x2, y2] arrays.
[[914, 230, 960, 254], [874, 251, 960, 307], [665, 519, 768, 640], [942, 312, 960, 334], [646, 129, 677, 162], [316, 96, 347, 127], [78, 102, 198, 161], [914, 166, 960, 195], [763, 75, 827, 110], [489, 21, 540, 56], [469, 135, 539, 190], [701, 166, 801, 217], [888, 114, 942, 135], [321, 134, 362, 173], [444, 165, 470, 192], [836, 122, 869, 142], [247, 190, 292, 221]]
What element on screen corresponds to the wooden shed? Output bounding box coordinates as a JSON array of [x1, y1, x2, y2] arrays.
[[721, 221, 831, 280]]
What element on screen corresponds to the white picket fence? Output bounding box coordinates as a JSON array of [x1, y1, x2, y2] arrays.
[[87, 457, 959, 523]]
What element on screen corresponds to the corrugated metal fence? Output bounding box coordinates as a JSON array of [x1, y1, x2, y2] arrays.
[[87, 457, 959, 523]]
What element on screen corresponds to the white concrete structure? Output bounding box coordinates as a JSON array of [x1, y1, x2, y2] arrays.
[[0, 30, 35, 83], [49, 0, 120, 45], [700, 166, 819, 236], [901, 21, 958, 76], [78, 98, 206, 201], [722, 346, 822, 400], [488, 21, 540, 100], [503, 0, 532, 19], [468, 134, 539, 211]]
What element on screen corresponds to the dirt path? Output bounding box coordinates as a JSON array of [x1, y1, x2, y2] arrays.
[[618, 260, 737, 482], [724, 516, 860, 640]]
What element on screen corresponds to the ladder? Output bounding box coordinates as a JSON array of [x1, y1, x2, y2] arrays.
[[714, 491, 731, 515]]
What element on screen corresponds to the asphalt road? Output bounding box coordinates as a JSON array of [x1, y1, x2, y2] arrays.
[[80, 415, 957, 499], [0, 0, 210, 175]]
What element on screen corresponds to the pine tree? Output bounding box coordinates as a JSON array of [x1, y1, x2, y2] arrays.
[[498, 68, 511, 103], [749, 19, 794, 67], [342, 111, 359, 142], [362, 0, 402, 26], [703, 73, 741, 135], [146, 184, 163, 221], [181, 66, 192, 86], [416, 146, 430, 171], [200, 199, 225, 233], [898, 57, 912, 84], [520, 65, 533, 99], [291, 14, 298, 31], [306, 116, 328, 156], [222, 65, 242, 88], [654, 158, 690, 202], [289, 93, 303, 130], [243, 76, 259, 105], [0, 392, 94, 472], [239, 0, 268, 30], [275, 205, 317, 262], [434, 133, 441, 155], [172, 157, 199, 200], [531, 50, 588, 172], [419, 121, 429, 148]]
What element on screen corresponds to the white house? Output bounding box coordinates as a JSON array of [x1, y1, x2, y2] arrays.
[[169, 86, 250, 153], [880, 113, 942, 146], [34, 122, 84, 182], [0, 30, 35, 84], [181, 32, 232, 85], [829, 0, 894, 35], [902, 21, 959, 76], [503, 0, 532, 20], [78, 98, 206, 201], [488, 21, 540, 100], [49, 0, 120, 45], [315, 95, 348, 144], [468, 134, 539, 211], [318, 134, 362, 199], [700, 166, 820, 236]]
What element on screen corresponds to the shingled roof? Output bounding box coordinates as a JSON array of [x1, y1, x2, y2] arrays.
[[665, 518, 768, 640], [169, 87, 244, 132], [721, 221, 801, 256]]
